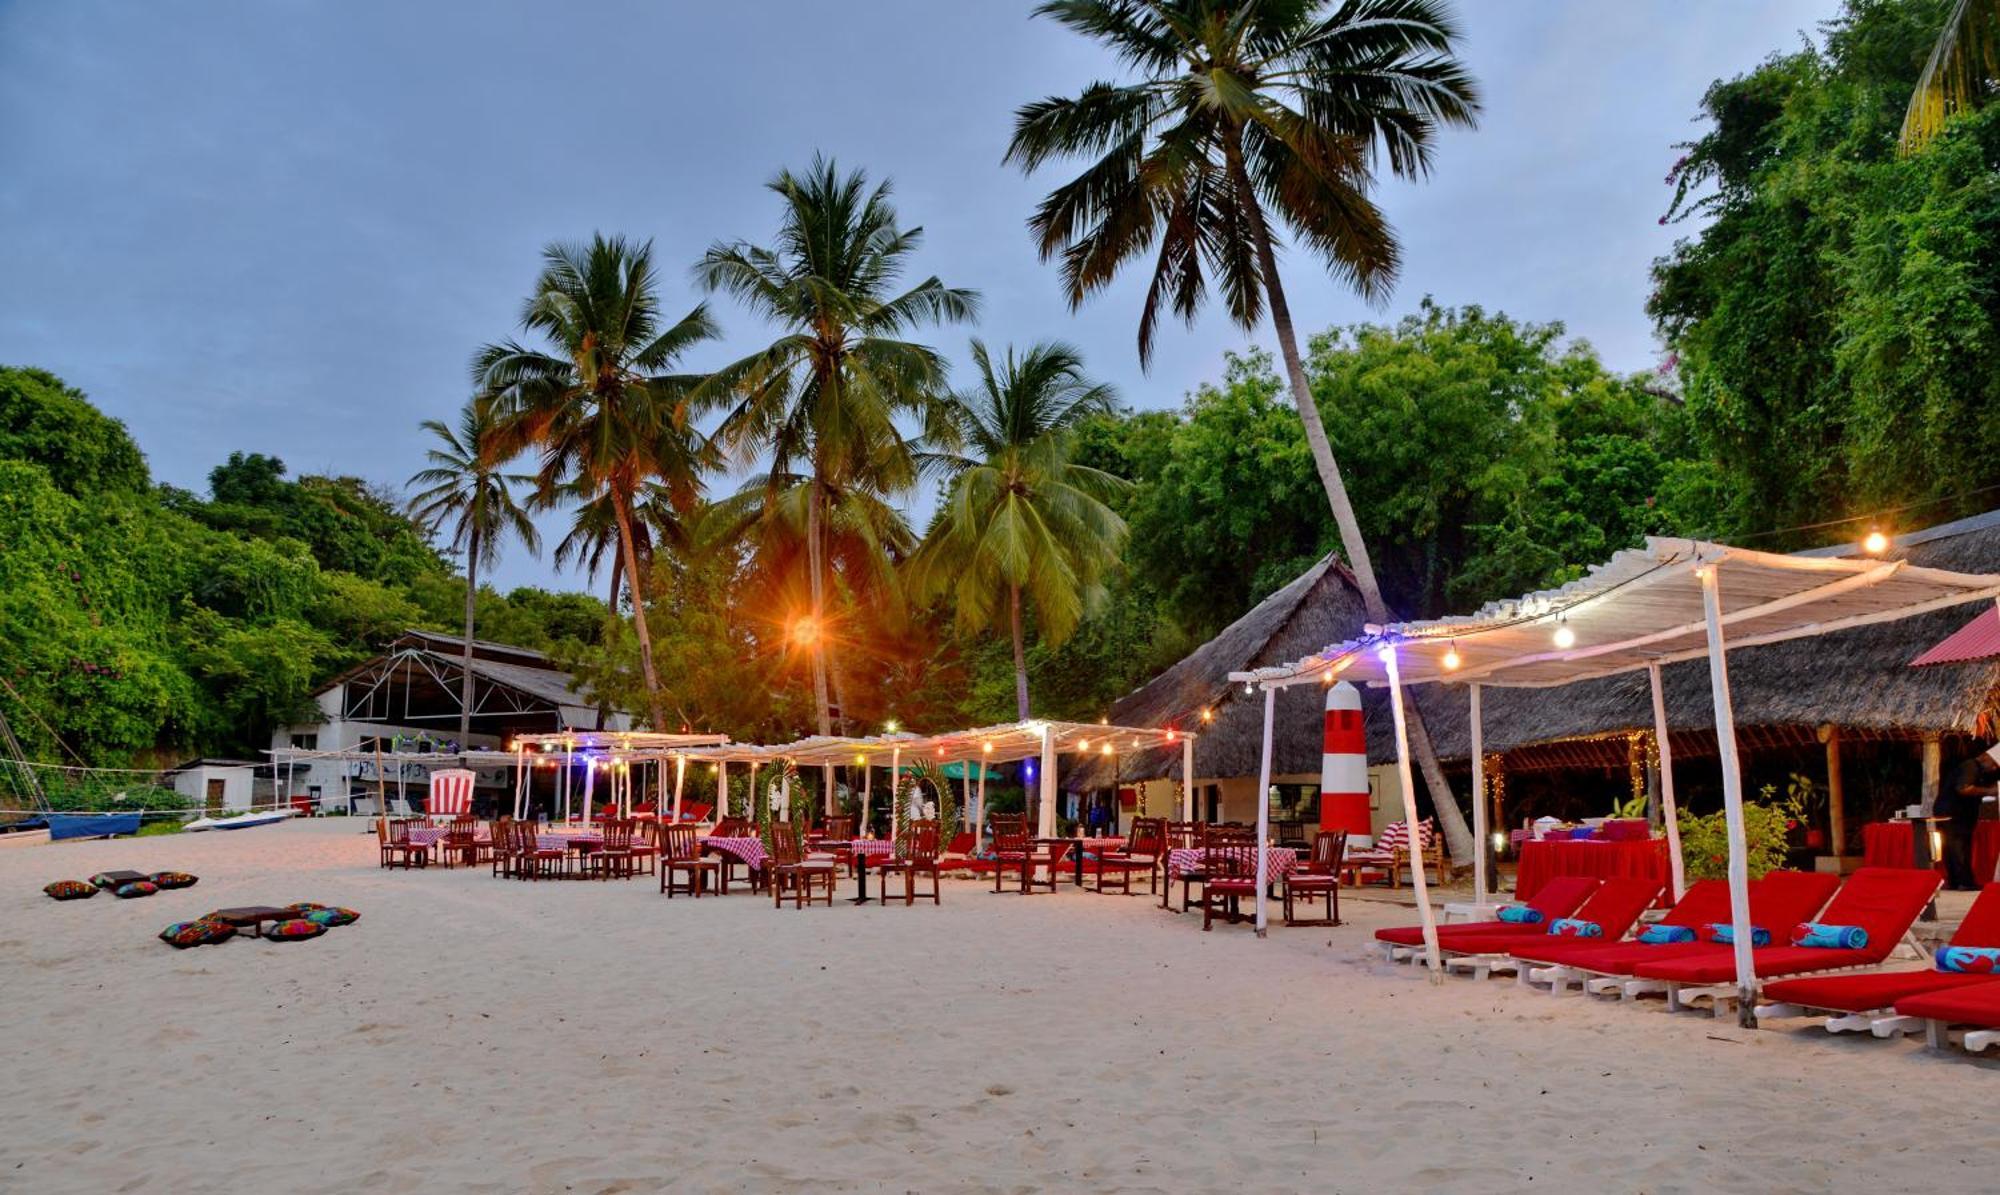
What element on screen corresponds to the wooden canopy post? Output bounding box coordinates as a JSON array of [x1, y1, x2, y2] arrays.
[[1819, 724, 1846, 862], [1253, 685, 1276, 935], [1381, 647, 1442, 978], [823, 763, 835, 819], [672, 753, 685, 823], [1648, 663, 1687, 901], [1700, 566, 1758, 1028]]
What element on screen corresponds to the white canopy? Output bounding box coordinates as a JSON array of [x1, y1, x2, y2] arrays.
[[1228, 536, 2000, 1022]]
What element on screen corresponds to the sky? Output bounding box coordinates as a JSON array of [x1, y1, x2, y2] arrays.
[[0, 0, 1843, 592]]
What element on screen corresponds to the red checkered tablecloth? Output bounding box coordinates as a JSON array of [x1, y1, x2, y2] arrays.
[[1165, 846, 1297, 879], [849, 840, 896, 858], [703, 836, 768, 869], [537, 833, 602, 851]]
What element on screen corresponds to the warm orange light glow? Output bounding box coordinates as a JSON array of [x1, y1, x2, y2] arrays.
[[1443, 643, 1461, 671], [1165, 728, 1177, 742], [982, 742, 993, 754], [1101, 743, 1113, 756], [1078, 738, 1090, 752], [1200, 707, 1214, 723], [1863, 529, 1889, 554], [790, 617, 820, 647]]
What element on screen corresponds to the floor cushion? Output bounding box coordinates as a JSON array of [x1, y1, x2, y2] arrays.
[[264, 918, 327, 941], [159, 918, 237, 949], [150, 871, 199, 890], [303, 906, 360, 928], [44, 880, 97, 901], [114, 881, 159, 899], [284, 902, 327, 915]]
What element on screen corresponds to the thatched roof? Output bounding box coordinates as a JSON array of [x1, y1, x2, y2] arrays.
[[1082, 509, 2000, 785], [1067, 554, 1447, 788]]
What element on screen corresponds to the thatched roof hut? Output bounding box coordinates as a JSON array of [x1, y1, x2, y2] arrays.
[[1079, 508, 2000, 788]]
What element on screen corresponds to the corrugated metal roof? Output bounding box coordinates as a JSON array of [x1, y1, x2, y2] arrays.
[[1911, 606, 2000, 667]]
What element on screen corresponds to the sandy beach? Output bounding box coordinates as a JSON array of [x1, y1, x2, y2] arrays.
[[3, 820, 1997, 1194]]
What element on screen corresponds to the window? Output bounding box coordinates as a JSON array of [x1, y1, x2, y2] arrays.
[[293, 733, 318, 752]]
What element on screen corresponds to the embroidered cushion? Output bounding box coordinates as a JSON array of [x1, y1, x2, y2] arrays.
[[264, 918, 327, 941], [1637, 924, 1696, 944], [114, 881, 159, 899], [1792, 922, 1868, 950], [1935, 946, 2000, 973], [44, 879, 97, 900], [159, 918, 236, 949], [303, 906, 360, 928], [1495, 904, 1544, 925], [1705, 922, 1770, 947], [1548, 918, 1602, 938], [150, 871, 199, 890], [283, 902, 327, 915]]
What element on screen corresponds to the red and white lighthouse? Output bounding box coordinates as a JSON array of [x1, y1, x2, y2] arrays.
[[1319, 681, 1370, 838]]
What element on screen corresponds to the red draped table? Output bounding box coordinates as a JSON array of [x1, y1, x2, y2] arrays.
[[1862, 820, 2000, 881], [1513, 839, 1671, 902]]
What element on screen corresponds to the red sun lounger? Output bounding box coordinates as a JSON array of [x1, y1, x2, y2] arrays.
[[1892, 974, 2000, 1052], [1431, 877, 1665, 976], [1757, 882, 2000, 1035], [1374, 876, 1599, 950], [1632, 867, 1942, 1014], [1508, 871, 1841, 995]]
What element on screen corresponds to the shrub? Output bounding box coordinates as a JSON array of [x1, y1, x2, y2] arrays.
[[1680, 802, 1792, 881]]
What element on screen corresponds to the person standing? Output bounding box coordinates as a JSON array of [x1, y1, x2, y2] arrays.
[[1939, 744, 2000, 891]]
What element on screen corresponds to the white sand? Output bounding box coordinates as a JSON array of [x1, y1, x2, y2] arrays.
[[4, 820, 1999, 1193]]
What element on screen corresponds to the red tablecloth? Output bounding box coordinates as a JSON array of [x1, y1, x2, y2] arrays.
[[1513, 839, 1670, 902], [1862, 820, 2000, 880]]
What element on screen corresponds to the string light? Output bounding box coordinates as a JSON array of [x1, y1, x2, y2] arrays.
[[1101, 743, 1113, 756], [982, 741, 993, 754], [1552, 616, 1576, 650], [1200, 707, 1214, 723], [1863, 529, 1889, 554], [1443, 642, 1461, 671], [1078, 738, 1090, 752]]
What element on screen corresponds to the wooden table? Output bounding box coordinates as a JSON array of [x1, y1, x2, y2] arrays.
[[207, 906, 294, 938]]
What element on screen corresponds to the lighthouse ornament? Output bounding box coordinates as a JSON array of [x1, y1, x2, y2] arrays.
[[1319, 681, 1371, 843]]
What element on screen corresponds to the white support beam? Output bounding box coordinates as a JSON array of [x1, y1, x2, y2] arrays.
[[1381, 648, 1443, 979], [1182, 734, 1196, 822], [1701, 567, 1758, 1029], [1649, 663, 1686, 901], [1470, 683, 1487, 906], [1037, 725, 1057, 838], [1253, 684, 1275, 935]]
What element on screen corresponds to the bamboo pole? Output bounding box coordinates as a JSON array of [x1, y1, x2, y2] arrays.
[[1382, 649, 1442, 979], [1649, 664, 1686, 901], [1700, 567, 1758, 1028]]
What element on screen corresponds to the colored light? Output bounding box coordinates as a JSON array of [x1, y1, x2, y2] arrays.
[[1863, 529, 1889, 554], [1200, 707, 1214, 723], [1443, 643, 1461, 670], [982, 742, 993, 754], [1101, 743, 1113, 756]]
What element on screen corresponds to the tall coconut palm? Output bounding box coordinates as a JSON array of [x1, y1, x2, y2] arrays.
[[910, 340, 1128, 720], [474, 234, 719, 729], [1902, 0, 2000, 150], [406, 400, 542, 742], [1006, 0, 1482, 859], [696, 155, 979, 734], [549, 482, 693, 615]]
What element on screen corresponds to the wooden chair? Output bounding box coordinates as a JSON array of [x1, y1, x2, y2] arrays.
[[378, 817, 430, 869], [876, 819, 942, 906], [1274, 818, 1309, 851], [442, 813, 480, 868], [1162, 820, 1203, 909], [1020, 837, 1072, 895], [1282, 830, 1347, 926], [988, 815, 1031, 894], [1092, 816, 1166, 895], [519, 822, 568, 880], [769, 821, 836, 909], [1198, 829, 1262, 931], [659, 822, 720, 898], [489, 817, 517, 877], [586, 818, 639, 880]]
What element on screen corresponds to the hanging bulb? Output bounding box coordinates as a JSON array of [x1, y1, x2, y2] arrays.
[[1200, 707, 1214, 723], [1553, 616, 1576, 650], [982, 741, 993, 754], [1101, 743, 1113, 756], [1443, 642, 1462, 671], [1322, 668, 1335, 685], [1863, 529, 1889, 554], [1078, 738, 1090, 752]]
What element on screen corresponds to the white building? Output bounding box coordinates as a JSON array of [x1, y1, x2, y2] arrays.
[[165, 758, 267, 813]]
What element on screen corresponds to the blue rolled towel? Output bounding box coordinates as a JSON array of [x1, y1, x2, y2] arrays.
[[1637, 924, 1696, 944], [1705, 923, 1771, 947], [1496, 904, 1543, 925], [1547, 917, 1601, 938], [1935, 946, 2000, 974], [1791, 922, 1868, 950]]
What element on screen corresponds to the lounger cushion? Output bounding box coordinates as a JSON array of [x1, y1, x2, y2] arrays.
[[1635, 945, 1878, 983], [159, 918, 236, 949], [43, 880, 96, 900], [1947, 884, 2000, 947], [1763, 969, 1999, 1013], [114, 881, 159, 899], [1509, 939, 1719, 971], [304, 906, 360, 928], [1376, 921, 1531, 947], [1893, 982, 2000, 1025], [1374, 876, 1599, 945], [150, 872, 199, 890], [264, 918, 327, 941], [1935, 946, 2000, 974]]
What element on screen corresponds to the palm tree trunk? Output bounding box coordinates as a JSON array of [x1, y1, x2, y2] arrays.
[[1009, 583, 1031, 721], [1225, 139, 1474, 867], [805, 481, 833, 736], [607, 551, 623, 616], [459, 526, 479, 744], [609, 491, 667, 730]]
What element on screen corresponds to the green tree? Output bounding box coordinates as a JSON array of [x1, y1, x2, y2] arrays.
[[697, 156, 978, 735], [475, 234, 720, 729], [1008, 0, 1482, 859], [911, 341, 1129, 719], [406, 400, 542, 740], [0, 366, 149, 496]]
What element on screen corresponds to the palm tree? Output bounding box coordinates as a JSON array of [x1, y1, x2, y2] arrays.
[[696, 155, 979, 734], [549, 483, 692, 615], [1902, 0, 2000, 150], [1006, 0, 1482, 859], [911, 340, 1129, 720], [474, 234, 719, 729], [406, 400, 542, 742]]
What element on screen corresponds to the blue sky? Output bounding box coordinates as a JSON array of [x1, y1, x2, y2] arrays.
[[0, 1, 1841, 591]]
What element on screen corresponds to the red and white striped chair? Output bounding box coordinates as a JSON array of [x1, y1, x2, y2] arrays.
[[1341, 819, 1445, 889], [427, 769, 476, 821]]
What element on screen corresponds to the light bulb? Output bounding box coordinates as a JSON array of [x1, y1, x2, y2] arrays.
[[1553, 620, 1576, 650], [982, 742, 993, 754], [1863, 529, 1888, 554], [1443, 643, 1461, 671], [1200, 707, 1214, 723], [1101, 743, 1113, 756]]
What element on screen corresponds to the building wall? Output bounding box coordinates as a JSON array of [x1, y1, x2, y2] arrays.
[[271, 696, 508, 814], [1115, 765, 1405, 841], [170, 766, 261, 813]]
